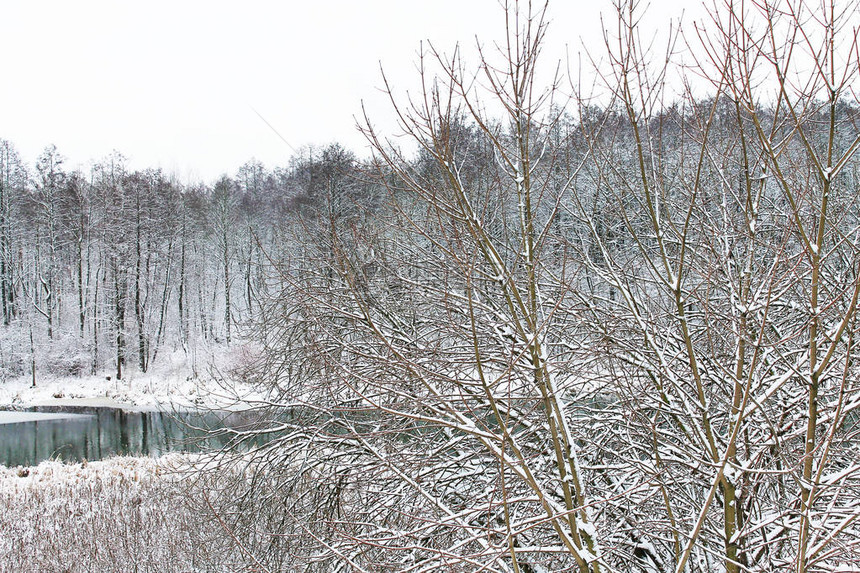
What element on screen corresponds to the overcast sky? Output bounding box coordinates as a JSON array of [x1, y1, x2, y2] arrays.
[[0, 0, 700, 183]]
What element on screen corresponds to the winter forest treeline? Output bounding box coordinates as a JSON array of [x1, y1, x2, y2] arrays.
[[0, 140, 361, 380], [4, 94, 859, 387], [5, 0, 860, 571]]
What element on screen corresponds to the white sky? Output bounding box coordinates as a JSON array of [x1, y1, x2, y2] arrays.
[[0, 0, 702, 183]]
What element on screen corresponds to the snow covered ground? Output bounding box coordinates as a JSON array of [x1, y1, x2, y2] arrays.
[[0, 410, 93, 424], [0, 346, 265, 411], [0, 452, 188, 493]]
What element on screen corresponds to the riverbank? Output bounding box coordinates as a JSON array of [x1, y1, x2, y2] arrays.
[[0, 347, 264, 411]]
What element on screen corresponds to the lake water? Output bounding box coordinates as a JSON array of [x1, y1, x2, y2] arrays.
[[0, 407, 259, 467]]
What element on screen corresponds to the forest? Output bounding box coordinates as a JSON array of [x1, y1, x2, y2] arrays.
[[0, 138, 339, 382], [3, 0, 860, 571]]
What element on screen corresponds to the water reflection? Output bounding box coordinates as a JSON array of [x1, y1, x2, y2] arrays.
[[0, 408, 254, 467]]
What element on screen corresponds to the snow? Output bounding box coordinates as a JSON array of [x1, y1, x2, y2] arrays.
[[0, 342, 273, 569], [0, 411, 93, 425], [0, 347, 264, 411], [579, 520, 597, 541], [0, 453, 245, 572], [0, 453, 188, 490]]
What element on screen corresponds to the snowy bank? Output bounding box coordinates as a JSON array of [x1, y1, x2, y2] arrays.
[[0, 346, 265, 411]]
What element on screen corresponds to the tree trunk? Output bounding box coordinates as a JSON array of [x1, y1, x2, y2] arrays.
[[114, 262, 126, 381], [178, 228, 187, 351], [135, 196, 147, 372], [151, 237, 173, 364], [223, 227, 231, 345]]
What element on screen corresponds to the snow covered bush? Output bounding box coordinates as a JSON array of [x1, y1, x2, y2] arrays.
[[0, 455, 241, 572], [40, 331, 90, 377], [0, 324, 27, 380]]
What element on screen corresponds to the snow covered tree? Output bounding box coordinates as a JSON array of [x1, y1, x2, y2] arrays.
[[0, 140, 26, 326], [30, 145, 67, 339], [230, 3, 605, 571], [565, 0, 860, 571]]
